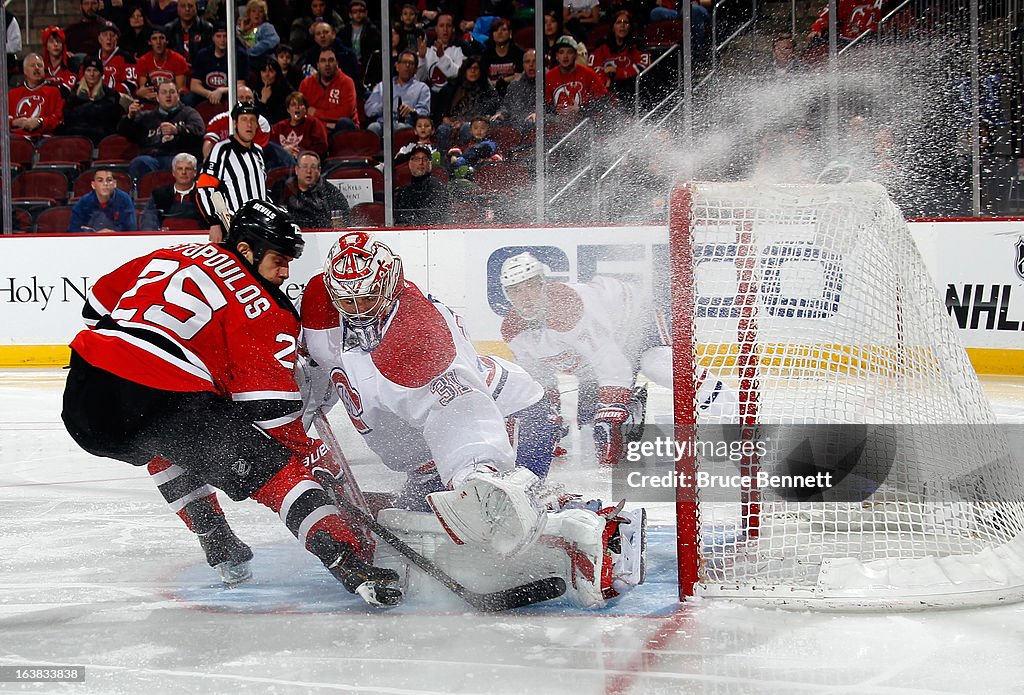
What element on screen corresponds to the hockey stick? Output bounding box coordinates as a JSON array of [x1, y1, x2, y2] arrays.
[[312, 411, 566, 612]]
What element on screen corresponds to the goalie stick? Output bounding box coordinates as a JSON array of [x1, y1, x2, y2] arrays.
[[312, 411, 567, 611]]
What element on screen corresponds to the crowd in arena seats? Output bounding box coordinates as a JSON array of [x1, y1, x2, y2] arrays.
[[13, 0, 1002, 232]]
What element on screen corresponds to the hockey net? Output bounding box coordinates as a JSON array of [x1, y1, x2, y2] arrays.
[[670, 181, 1024, 608]]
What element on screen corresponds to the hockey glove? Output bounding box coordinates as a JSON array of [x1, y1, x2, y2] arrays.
[[593, 403, 630, 466], [296, 354, 338, 431]]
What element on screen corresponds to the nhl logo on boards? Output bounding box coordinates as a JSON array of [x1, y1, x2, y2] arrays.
[[1015, 236, 1024, 281]]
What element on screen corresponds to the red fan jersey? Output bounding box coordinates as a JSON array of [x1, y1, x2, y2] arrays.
[[98, 49, 138, 97], [544, 64, 608, 114], [589, 44, 648, 84], [7, 83, 64, 137], [135, 49, 191, 92], [71, 242, 307, 449], [810, 0, 882, 40]]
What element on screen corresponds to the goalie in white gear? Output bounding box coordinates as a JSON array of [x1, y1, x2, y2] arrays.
[[499, 251, 738, 466], [300, 233, 647, 607]]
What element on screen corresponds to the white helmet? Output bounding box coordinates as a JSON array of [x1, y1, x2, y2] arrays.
[[499, 252, 545, 288], [323, 232, 404, 351]]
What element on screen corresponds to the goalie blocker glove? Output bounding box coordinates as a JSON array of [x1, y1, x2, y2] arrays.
[[308, 530, 403, 607]]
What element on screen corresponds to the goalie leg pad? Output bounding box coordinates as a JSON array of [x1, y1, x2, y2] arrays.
[[426, 466, 546, 556], [609, 507, 647, 595]]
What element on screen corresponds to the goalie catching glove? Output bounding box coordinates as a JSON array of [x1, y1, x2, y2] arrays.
[[426, 464, 547, 556]]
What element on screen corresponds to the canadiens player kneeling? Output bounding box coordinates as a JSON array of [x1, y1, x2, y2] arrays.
[[300, 233, 646, 608]]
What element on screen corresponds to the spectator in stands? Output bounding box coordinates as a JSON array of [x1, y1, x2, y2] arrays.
[[144, 0, 180, 29], [545, 35, 608, 123], [139, 152, 204, 230], [135, 26, 190, 101], [563, 0, 600, 42], [275, 43, 304, 89], [297, 21, 361, 85], [290, 0, 344, 55], [339, 0, 380, 79], [395, 143, 450, 225], [274, 150, 350, 228], [433, 56, 500, 149], [163, 0, 213, 61], [482, 18, 523, 99], [494, 48, 536, 130], [120, 81, 204, 181], [68, 168, 137, 233], [239, 0, 281, 60], [187, 23, 248, 107], [807, 0, 880, 44], [250, 54, 292, 123], [60, 55, 125, 143], [396, 4, 424, 53], [66, 0, 105, 55], [42, 26, 77, 93], [591, 11, 646, 108], [542, 9, 563, 68], [8, 54, 65, 140], [95, 21, 139, 100], [121, 7, 154, 60], [412, 112, 437, 148], [447, 116, 503, 176], [416, 13, 463, 97], [364, 49, 431, 137], [298, 46, 360, 132], [270, 91, 329, 159], [765, 32, 805, 75]]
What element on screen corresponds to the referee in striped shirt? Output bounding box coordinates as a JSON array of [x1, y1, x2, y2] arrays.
[[197, 102, 267, 242]]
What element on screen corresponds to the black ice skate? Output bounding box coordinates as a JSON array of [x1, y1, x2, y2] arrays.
[[198, 521, 254, 586], [307, 530, 403, 607]]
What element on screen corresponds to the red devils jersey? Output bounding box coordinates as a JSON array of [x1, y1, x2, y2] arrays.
[[71, 242, 308, 449], [590, 44, 648, 83], [544, 64, 608, 114], [810, 0, 882, 40], [135, 49, 191, 92], [45, 63, 78, 92], [7, 84, 64, 136], [98, 49, 138, 97]]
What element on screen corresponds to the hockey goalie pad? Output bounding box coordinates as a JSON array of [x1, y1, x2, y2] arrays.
[[374, 504, 647, 609], [426, 466, 546, 556]]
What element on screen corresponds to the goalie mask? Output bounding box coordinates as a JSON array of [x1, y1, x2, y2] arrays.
[[324, 232, 405, 351], [500, 252, 546, 321]]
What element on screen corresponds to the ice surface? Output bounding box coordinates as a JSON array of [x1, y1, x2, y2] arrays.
[[1, 370, 1023, 694]]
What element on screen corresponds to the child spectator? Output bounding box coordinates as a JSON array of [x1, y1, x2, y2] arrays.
[[68, 168, 137, 233], [447, 116, 504, 176], [275, 43, 304, 90], [396, 4, 424, 53], [394, 113, 441, 165], [339, 0, 381, 78], [433, 56, 500, 150], [270, 91, 330, 159]]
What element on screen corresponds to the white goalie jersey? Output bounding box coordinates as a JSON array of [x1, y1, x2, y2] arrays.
[[301, 272, 542, 485]]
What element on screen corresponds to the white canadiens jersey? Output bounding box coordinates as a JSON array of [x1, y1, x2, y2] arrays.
[[500, 277, 649, 393], [302, 273, 542, 484]]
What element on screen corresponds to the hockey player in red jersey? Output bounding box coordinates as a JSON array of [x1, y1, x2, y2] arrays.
[[300, 233, 647, 608], [499, 251, 739, 467], [61, 201, 401, 607]]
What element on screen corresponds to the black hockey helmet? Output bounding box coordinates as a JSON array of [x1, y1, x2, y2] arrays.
[[231, 101, 259, 120], [226, 200, 304, 261]]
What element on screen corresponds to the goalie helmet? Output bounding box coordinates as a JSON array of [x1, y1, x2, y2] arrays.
[[500, 252, 546, 321], [323, 232, 405, 351], [226, 200, 304, 262]]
